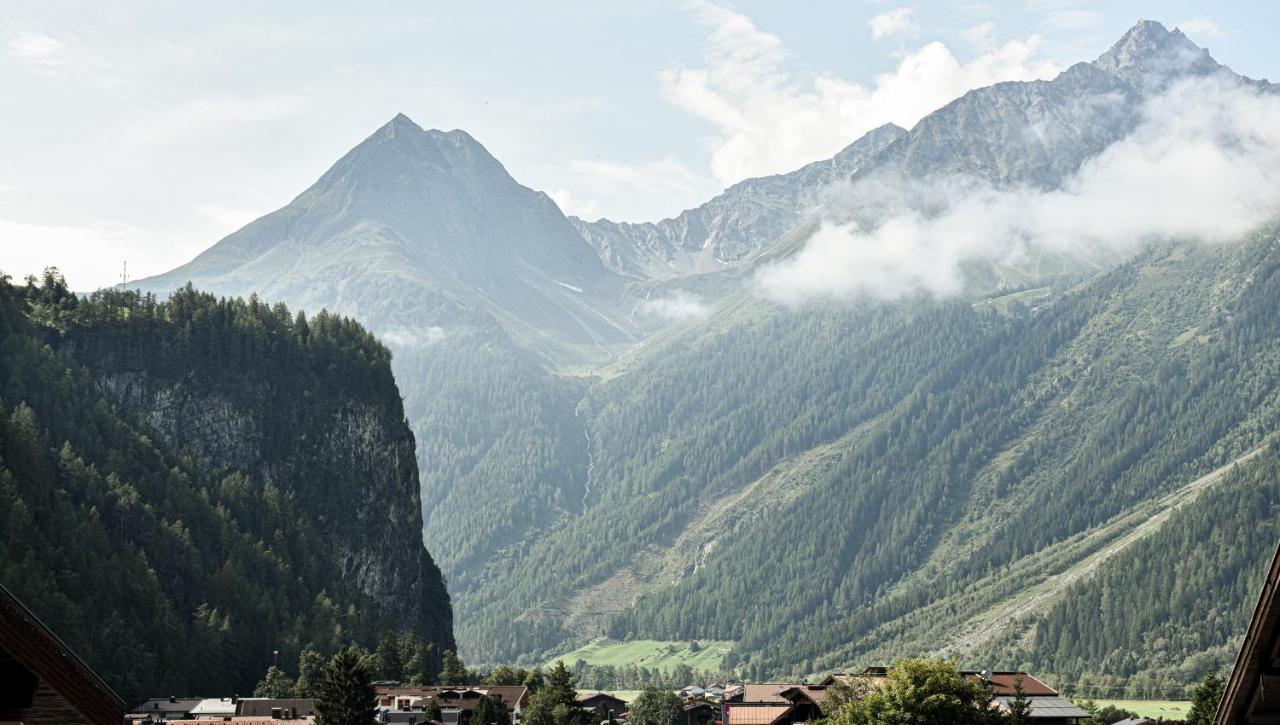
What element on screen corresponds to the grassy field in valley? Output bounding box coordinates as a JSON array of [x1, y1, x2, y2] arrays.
[[1093, 700, 1191, 719], [546, 638, 733, 673]]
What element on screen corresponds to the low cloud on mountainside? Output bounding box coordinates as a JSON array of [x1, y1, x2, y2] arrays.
[[639, 290, 711, 322], [757, 76, 1280, 305], [379, 325, 447, 348]]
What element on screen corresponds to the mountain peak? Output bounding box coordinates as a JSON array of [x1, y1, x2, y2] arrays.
[[382, 112, 423, 138], [1093, 19, 1218, 85]]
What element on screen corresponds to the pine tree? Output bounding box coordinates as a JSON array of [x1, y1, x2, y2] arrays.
[[1006, 676, 1033, 725], [472, 694, 500, 725], [441, 649, 469, 686], [1187, 671, 1224, 725], [425, 698, 443, 723], [544, 660, 577, 707], [294, 647, 325, 697], [401, 634, 429, 686], [315, 646, 376, 725], [253, 664, 296, 698], [377, 631, 404, 682]]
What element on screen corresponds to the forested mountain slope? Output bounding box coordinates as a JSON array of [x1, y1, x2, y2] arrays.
[[1006, 445, 1280, 698], [0, 272, 453, 700], [456, 231, 1280, 680]]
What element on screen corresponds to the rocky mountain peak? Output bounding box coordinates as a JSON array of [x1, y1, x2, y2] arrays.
[[1093, 19, 1220, 89], [383, 111, 424, 136]]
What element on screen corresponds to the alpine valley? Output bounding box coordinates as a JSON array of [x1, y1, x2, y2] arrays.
[[125, 19, 1280, 695]]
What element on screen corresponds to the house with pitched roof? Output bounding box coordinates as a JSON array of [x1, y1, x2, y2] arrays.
[[375, 685, 529, 725], [0, 582, 125, 725], [1216, 540, 1280, 723]]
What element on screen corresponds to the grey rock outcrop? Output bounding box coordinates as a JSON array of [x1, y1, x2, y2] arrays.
[[92, 368, 454, 649]]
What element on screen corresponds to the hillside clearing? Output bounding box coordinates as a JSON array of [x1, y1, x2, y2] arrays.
[[547, 639, 733, 673]]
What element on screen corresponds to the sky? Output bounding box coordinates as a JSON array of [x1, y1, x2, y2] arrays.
[[1, 1, 1277, 290]]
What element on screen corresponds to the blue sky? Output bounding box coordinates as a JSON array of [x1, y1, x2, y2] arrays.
[[1, 1, 1274, 289]]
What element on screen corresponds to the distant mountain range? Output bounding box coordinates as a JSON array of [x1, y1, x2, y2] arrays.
[[133, 19, 1280, 688]]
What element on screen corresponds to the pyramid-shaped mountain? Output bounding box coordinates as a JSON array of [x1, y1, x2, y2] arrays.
[[138, 114, 637, 350]]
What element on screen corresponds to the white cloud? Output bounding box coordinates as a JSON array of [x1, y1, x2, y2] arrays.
[[662, 0, 1059, 187], [5, 31, 66, 71], [1025, 1, 1102, 32], [757, 76, 1280, 305], [869, 8, 919, 41], [379, 325, 446, 348], [558, 157, 717, 222], [961, 22, 996, 48], [1177, 18, 1223, 39], [640, 290, 711, 321], [191, 204, 260, 233], [0, 218, 158, 290], [123, 88, 327, 146], [548, 189, 600, 220]]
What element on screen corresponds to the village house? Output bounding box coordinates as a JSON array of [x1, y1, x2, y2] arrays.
[[188, 697, 238, 719], [682, 696, 720, 725], [0, 582, 125, 725], [126, 698, 204, 722], [1216, 541, 1280, 724], [576, 692, 628, 720], [374, 685, 529, 725], [235, 698, 317, 719], [720, 669, 1087, 725]]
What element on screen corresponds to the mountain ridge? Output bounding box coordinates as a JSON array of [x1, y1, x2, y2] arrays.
[[126, 20, 1280, 689]]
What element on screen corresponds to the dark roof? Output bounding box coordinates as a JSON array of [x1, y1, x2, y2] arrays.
[[237, 697, 318, 717], [129, 698, 205, 714], [577, 692, 628, 706], [0, 581, 126, 725], [1217, 539, 1280, 724], [377, 686, 530, 709], [778, 685, 828, 706], [993, 695, 1089, 719]]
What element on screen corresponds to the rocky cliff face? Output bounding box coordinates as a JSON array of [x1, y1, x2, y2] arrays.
[[75, 347, 454, 651]]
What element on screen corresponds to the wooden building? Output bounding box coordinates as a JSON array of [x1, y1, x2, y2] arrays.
[[375, 685, 529, 725], [577, 692, 628, 720], [0, 582, 125, 725], [1217, 541, 1280, 723], [683, 697, 720, 725]]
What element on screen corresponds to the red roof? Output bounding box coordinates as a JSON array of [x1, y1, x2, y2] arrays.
[[726, 704, 794, 725], [741, 684, 795, 703], [966, 672, 1057, 697]]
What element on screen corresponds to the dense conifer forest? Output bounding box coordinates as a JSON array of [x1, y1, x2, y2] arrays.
[[435, 232, 1280, 691]]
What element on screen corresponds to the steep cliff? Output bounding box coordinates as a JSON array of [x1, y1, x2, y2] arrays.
[[0, 272, 452, 700]]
